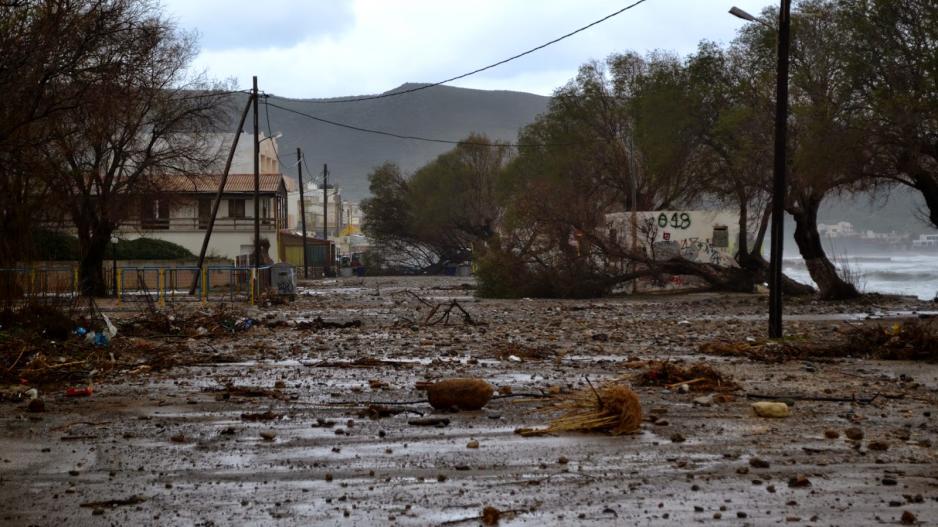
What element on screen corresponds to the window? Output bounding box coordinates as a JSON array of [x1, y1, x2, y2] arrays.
[[260, 197, 271, 224], [198, 198, 212, 229], [228, 199, 245, 219], [712, 225, 729, 248], [141, 199, 170, 230]]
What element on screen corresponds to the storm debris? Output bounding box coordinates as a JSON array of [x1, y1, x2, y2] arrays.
[[751, 401, 791, 418], [426, 378, 494, 411], [80, 495, 147, 509], [545, 381, 642, 435], [635, 361, 739, 392]]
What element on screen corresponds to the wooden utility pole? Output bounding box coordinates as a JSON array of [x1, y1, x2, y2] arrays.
[[252, 76, 261, 281], [323, 163, 329, 276], [189, 93, 253, 295], [297, 148, 309, 278]]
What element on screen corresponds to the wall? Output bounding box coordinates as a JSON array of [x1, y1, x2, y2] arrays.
[[605, 210, 740, 267], [119, 230, 280, 262]]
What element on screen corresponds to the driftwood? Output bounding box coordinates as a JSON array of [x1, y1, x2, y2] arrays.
[[392, 290, 481, 326]]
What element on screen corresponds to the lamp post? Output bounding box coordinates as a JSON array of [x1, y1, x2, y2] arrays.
[[730, 2, 791, 339], [110, 235, 119, 298]]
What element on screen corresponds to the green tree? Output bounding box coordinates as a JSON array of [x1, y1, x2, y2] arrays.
[[361, 135, 510, 272], [837, 0, 938, 226]]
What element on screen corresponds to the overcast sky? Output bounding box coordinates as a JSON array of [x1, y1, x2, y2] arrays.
[[162, 0, 774, 99]]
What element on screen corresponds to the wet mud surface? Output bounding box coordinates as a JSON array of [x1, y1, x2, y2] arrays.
[[1, 276, 937, 526]]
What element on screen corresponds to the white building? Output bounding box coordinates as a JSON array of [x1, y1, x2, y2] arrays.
[[818, 221, 857, 238], [119, 173, 288, 261], [117, 132, 288, 261], [286, 182, 345, 239], [605, 210, 741, 266]]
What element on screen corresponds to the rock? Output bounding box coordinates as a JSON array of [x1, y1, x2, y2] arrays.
[[558, 456, 569, 464], [867, 440, 889, 451], [749, 457, 770, 469], [466, 439, 480, 449], [482, 506, 501, 525], [901, 511, 916, 524], [883, 477, 898, 486], [788, 475, 811, 488], [426, 378, 494, 411], [824, 429, 840, 439], [845, 427, 864, 441], [260, 431, 276, 441], [693, 395, 714, 406], [670, 433, 686, 443], [752, 401, 790, 418], [678, 384, 690, 393]]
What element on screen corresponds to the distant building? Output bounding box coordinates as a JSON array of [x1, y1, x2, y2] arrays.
[[286, 183, 345, 240], [818, 221, 857, 238]]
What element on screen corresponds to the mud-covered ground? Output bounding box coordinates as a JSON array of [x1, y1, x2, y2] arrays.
[[1, 276, 937, 526]]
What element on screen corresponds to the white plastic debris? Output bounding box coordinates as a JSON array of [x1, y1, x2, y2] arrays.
[[752, 401, 791, 418]]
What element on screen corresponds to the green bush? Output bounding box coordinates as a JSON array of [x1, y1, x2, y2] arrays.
[[28, 231, 193, 261], [31, 230, 80, 260], [114, 238, 193, 260]]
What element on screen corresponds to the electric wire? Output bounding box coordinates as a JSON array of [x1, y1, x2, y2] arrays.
[[265, 100, 606, 148], [299, 0, 651, 104]]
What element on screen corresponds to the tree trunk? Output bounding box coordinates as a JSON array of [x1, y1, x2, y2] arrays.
[[78, 228, 111, 297], [790, 197, 859, 300], [735, 202, 814, 296], [911, 173, 938, 229]]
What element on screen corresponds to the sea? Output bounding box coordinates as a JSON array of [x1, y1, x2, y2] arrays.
[[783, 253, 938, 300]]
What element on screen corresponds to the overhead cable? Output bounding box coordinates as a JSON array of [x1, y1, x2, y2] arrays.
[[300, 0, 651, 104], [264, 100, 605, 148]]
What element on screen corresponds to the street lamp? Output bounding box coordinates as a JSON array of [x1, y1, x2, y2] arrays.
[[110, 235, 119, 298], [730, 2, 791, 339]]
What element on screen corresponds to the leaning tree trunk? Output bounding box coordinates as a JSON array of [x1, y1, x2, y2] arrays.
[[911, 172, 938, 229], [735, 200, 815, 296], [77, 228, 111, 297], [790, 197, 859, 300]]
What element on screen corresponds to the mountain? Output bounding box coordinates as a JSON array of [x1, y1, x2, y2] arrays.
[[242, 83, 551, 201]]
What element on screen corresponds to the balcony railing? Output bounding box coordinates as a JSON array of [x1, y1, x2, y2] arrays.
[[138, 216, 279, 231]]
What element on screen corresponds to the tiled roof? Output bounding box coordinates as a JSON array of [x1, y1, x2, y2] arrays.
[[158, 173, 284, 193]]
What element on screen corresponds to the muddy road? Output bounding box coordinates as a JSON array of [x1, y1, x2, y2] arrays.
[[1, 276, 936, 526]]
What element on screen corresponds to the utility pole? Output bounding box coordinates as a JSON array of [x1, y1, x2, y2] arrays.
[[297, 148, 309, 278], [189, 94, 253, 295], [323, 163, 329, 276], [253, 76, 261, 287], [322, 164, 328, 240], [768, 0, 791, 339]]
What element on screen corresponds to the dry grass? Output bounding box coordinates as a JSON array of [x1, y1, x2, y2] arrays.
[[546, 382, 642, 435]]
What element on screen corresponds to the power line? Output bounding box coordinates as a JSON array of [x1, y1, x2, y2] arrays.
[[265, 100, 603, 148], [301, 0, 651, 104]]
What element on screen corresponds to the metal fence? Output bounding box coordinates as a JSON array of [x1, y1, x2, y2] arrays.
[[0, 267, 79, 305], [1, 265, 274, 307]]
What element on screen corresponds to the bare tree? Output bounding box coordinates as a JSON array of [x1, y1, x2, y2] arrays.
[[35, 0, 230, 295]]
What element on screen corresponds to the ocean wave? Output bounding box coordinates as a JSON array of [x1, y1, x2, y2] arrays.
[[863, 270, 938, 282]]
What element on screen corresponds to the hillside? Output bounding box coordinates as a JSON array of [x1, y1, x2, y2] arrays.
[[238, 83, 550, 201], [223, 83, 934, 237]]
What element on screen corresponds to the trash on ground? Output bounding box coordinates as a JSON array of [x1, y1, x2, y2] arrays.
[[635, 361, 739, 392], [751, 401, 790, 418]]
